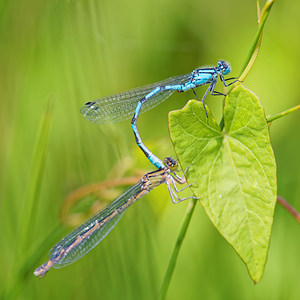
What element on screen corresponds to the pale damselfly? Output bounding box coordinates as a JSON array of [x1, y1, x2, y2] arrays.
[[34, 157, 195, 278]]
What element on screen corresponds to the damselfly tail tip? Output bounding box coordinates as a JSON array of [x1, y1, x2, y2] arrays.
[[33, 260, 54, 278]]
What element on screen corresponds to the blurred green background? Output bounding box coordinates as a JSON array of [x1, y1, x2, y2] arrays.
[[1, 0, 300, 299]]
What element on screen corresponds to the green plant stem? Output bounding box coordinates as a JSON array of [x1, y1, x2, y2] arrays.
[[266, 105, 300, 123], [256, 0, 261, 21], [220, 1, 274, 130], [159, 198, 197, 300], [239, 0, 274, 80]]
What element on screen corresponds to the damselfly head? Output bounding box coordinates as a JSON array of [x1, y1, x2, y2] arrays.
[[164, 157, 178, 171], [217, 60, 231, 75]]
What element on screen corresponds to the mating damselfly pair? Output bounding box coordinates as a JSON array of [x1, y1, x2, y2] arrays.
[[34, 60, 235, 277]]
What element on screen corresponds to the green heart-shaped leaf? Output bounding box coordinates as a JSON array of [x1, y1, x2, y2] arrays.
[[168, 85, 277, 282]]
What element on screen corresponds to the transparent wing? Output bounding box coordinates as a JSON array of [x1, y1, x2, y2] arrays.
[[49, 181, 144, 268], [80, 73, 192, 123]]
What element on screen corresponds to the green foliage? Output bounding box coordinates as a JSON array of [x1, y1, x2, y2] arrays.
[[1, 0, 300, 299], [169, 85, 277, 282]]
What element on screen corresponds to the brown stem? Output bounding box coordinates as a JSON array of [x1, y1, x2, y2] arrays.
[[277, 195, 300, 223], [60, 174, 144, 226]]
